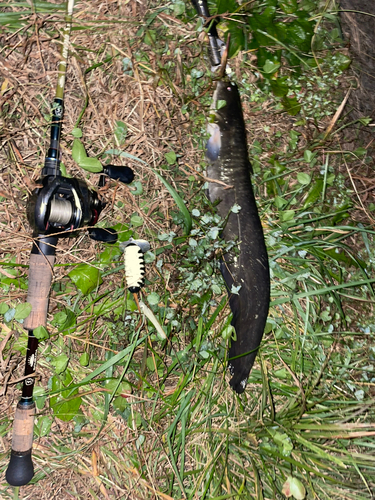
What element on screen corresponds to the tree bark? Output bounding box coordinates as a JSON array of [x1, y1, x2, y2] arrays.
[[340, 1, 375, 121]]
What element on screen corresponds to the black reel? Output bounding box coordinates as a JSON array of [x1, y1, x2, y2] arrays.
[[27, 165, 134, 244]]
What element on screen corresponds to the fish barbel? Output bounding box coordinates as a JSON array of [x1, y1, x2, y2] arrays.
[[206, 80, 270, 394]]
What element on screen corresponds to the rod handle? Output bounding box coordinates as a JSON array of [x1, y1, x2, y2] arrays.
[[23, 252, 55, 331], [6, 402, 35, 486]]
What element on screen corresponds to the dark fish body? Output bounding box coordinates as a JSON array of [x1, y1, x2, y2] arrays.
[[206, 80, 270, 394]]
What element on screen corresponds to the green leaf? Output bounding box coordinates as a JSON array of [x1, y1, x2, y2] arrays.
[[274, 196, 287, 208], [165, 151, 177, 165], [105, 378, 132, 396], [79, 353, 89, 367], [221, 325, 235, 340], [50, 370, 82, 422], [33, 325, 49, 340], [303, 179, 323, 208], [263, 60, 280, 74], [257, 47, 281, 76], [217, 0, 239, 16], [272, 431, 293, 456], [114, 120, 128, 146], [78, 157, 103, 173], [282, 476, 306, 499], [59, 162, 69, 177], [353, 147, 367, 157], [14, 302, 32, 320], [99, 245, 122, 265], [217, 99, 227, 110], [358, 117, 372, 126], [59, 308, 77, 334], [113, 395, 129, 413], [111, 223, 132, 242], [323, 248, 363, 268], [129, 181, 143, 195], [52, 311, 67, 326], [281, 210, 295, 222], [173, 0, 185, 16], [334, 52, 351, 71], [143, 29, 156, 46], [72, 127, 83, 138], [128, 410, 142, 430], [147, 292, 160, 306], [151, 168, 192, 235], [0, 303, 9, 315], [297, 172, 311, 185], [51, 354, 69, 374], [68, 263, 103, 295], [270, 77, 289, 97], [282, 96, 301, 116], [72, 138, 87, 163], [225, 21, 245, 59], [36, 416, 53, 437], [303, 150, 314, 163], [249, 6, 277, 30], [130, 214, 144, 227], [286, 19, 313, 52], [279, 0, 297, 14], [34, 386, 47, 410]]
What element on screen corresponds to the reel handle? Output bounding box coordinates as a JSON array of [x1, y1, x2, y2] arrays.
[[88, 164, 135, 243], [102, 164, 134, 184]]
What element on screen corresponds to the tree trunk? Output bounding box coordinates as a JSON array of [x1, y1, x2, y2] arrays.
[[340, 1, 375, 122]]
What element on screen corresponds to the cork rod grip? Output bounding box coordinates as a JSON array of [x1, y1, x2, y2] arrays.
[[6, 402, 36, 486], [23, 252, 55, 331]]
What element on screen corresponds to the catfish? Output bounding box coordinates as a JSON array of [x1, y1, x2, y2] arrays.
[[206, 80, 270, 394]]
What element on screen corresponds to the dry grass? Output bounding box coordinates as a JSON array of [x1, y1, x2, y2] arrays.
[[1, 0, 375, 499]]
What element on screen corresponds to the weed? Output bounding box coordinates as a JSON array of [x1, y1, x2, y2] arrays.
[[1, 0, 375, 498]]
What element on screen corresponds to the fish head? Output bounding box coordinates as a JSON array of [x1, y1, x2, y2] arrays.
[[212, 80, 242, 126]]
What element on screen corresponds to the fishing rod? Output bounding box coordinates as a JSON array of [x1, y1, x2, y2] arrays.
[[191, 0, 225, 71], [6, 0, 133, 486]]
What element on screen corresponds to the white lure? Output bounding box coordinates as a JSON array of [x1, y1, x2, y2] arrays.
[[121, 238, 150, 293]]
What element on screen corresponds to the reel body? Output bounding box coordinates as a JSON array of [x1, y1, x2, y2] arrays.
[[27, 175, 102, 236]]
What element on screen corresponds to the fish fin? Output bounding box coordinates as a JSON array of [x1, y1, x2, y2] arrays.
[[206, 123, 221, 161]]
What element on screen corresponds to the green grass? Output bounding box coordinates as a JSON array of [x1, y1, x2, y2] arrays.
[[1, 0, 375, 498]]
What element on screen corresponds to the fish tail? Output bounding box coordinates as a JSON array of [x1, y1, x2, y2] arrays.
[[222, 264, 269, 394], [228, 342, 258, 394]]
